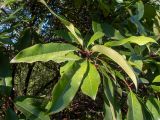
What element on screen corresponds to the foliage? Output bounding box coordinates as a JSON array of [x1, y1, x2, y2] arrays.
[[0, 0, 160, 119]]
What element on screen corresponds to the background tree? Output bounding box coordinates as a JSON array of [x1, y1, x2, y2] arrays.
[[0, 0, 160, 119]]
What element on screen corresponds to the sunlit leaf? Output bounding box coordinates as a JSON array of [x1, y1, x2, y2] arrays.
[[105, 36, 157, 47], [151, 75, 160, 92], [81, 61, 101, 100], [87, 31, 105, 47], [152, 75, 160, 83], [11, 43, 79, 63], [92, 45, 137, 88], [146, 98, 160, 120], [116, 0, 123, 3], [127, 91, 144, 120]]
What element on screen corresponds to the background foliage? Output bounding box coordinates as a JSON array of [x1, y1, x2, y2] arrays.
[[0, 0, 160, 119]]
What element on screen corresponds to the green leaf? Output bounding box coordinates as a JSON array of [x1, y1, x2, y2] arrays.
[[0, 15, 16, 24], [135, 1, 144, 20], [39, 0, 83, 46], [105, 36, 157, 47], [151, 75, 160, 92], [15, 28, 32, 50], [0, 34, 13, 45], [92, 45, 137, 89], [100, 66, 122, 120], [87, 31, 105, 47], [46, 60, 88, 113], [152, 75, 160, 83], [104, 99, 115, 120], [127, 91, 144, 120], [81, 61, 101, 100], [92, 21, 124, 39], [130, 1, 145, 34], [4, 0, 19, 5], [14, 97, 50, 120], [0, 53, 12, 96], [92, 21, 103, 33], [0, 77, 12, 96], [5, 108, 19, 120], [54, 29, 74, 42], [11, 43, 79, 63], [151, 85, 160, 92], [116, 0, 123, 3], [99, 0, 110, 17], [100, 68, 116, 120], [146, 98, 160, 120]]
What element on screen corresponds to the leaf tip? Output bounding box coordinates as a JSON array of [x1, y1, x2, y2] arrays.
[[10, 58, 16, 63]]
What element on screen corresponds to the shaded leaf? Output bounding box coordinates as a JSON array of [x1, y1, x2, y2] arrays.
[[100, 67, 116, 120], [92, 21, 124, 39], [15, 28, 32, 50], [46, 60, 87, 113], [54, 29, 74, 42], [0, 34, 13, 45], [14, 97, 50, 120], [6, 108, 18, 120], [135, 1, 144, 20], [0, 53, 12, 96]]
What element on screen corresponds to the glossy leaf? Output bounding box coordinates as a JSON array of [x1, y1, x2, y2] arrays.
[[87, 31, 105, 47], [11, 43, 79, 63], [127, 91, 144, 120], [105, 36, 157, 47], [46, 60, 87, 113], [14, 97, 50, 120], [81, 61, 101, 100], [92, 45, 137, 88], [39, 0, 83, 46]]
